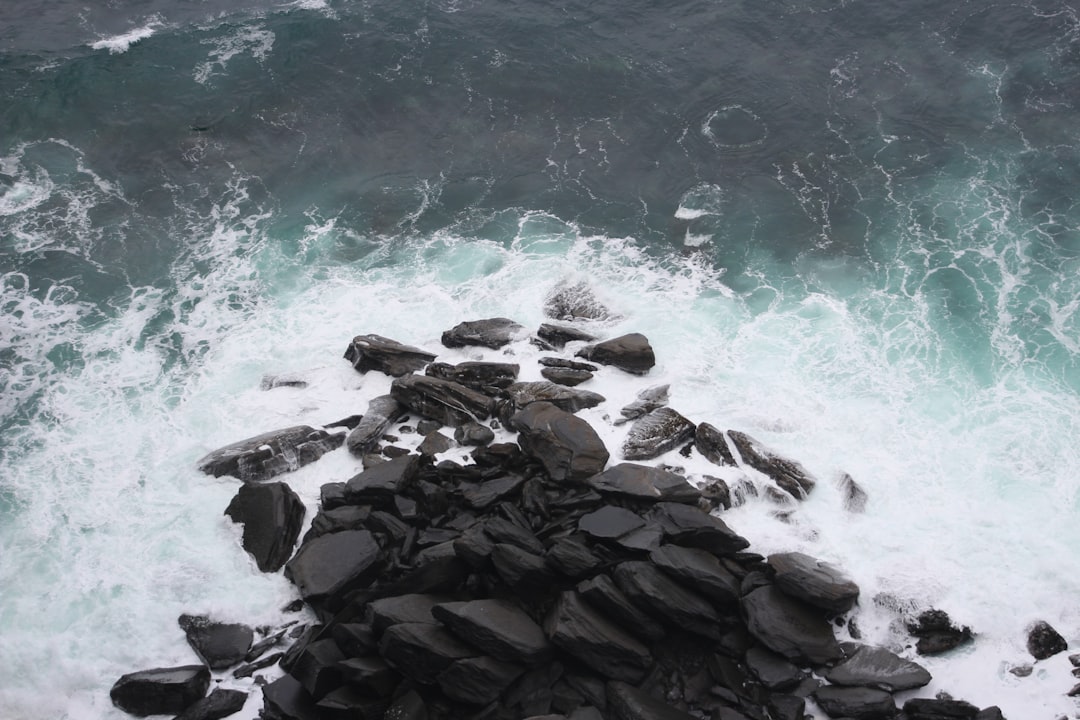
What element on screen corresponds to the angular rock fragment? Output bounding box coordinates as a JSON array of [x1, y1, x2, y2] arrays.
[[648, 544, 741, 606], [197, 425, 344, 482], [768, 551, 860, 615], [606, 681, 699, 719], [694, 422, 735, 466], [541, 366, 594, 386], [1027, 619, 1068, 660], [109, 665, 210, 717], [578, 506, 646, 540], [379, 622, 480, 684], [224, 481, 305, 572], [813, 685, 896, 719], [337, 656, 399, 696], [177, 614, 253, 671], [587, 463, 700, 505], [537, 323, 599, 349], [442, 318, 525, 349], [646, 502, 750, 555], [546, 537, 603, 579], [576, 333, 655, 375], [284, 530, 382, 607], [291, 638, 345, 700], [260, 673, 318, 720], [417, 430, 453, 456], [391, 373, 495, 427], [462, 474, 525, 510], [512, 402, 609, 482], [345, 453, 421, 505], [903, 697, 980, 718], [344, 333, 437, 376], [622, 407, 696, 461], [455, 421, 495, 446], [346, 394, 405, 456], [426, 361, 520, 391], [506, 381, 606, 414], [437, 655, 526, 705], [304, 505, 370, 542], [315, 686, 389, 719], [613, 560, 725, 637], [173, 687, 248, 720], [727, 431, 815, 499], [367, 593, 445, 632], [433, 598, 554, 665], [822, 643, 932, 691], [906, 609, 974, 655], [619, 384, 669, 421], [544, 591, 653, 683], [492, 543, 554, 590], [576, 575, 666, 641], [744, 645, 805, 691], [741, 585, 844, 664], [540, 357, 598, 372]]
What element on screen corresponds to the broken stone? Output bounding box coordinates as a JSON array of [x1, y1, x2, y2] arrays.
[[391, 374, 495, 427], [433, 598, 554, 665], [587, 463, 700, 505], [822, 644, 932, 691], [442, 318, 525, 349], [224, 481, 305, 573], [544, 591, 653, 683], [197, 425, 343, 483], [576, 334, 655, 375], [768, 551, 860, 615], [726, 431, 815, 499], [512, 402, 610, 483], [177, 614, 253, 671], [741, 585, 843, 665], [694, 423, 735, 466], [622, 407, 696, 461], [109, 665, 210, 717], [344, 333, 437, 376], [346, 394, 405, 456]]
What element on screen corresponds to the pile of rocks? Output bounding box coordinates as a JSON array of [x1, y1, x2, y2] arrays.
[[111, 308, 1052, 719]]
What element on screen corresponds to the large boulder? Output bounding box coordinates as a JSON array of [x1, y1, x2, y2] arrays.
[[391, 374, 495, 427], [512, 402, 609, 482], [426, 361, 520, 391], [345, 394, 405, 456], [823, 644, 931, 691], [544, 591, 653, 683], [110, 665, 210, 717], [741, 585, 844, 664], [173, 687, 248, 720], [177, 614, 253, 671], [621, 407, 696, 461], [224, 481, 305, 572], [576, 333, 655, 375], [612, 560, 725, 638], [344, 453, 421, 503], [506, 381, 606, 414], [694, 422, 736, 466], [433, 599, 554, 666], [648, 544, 741, 606], [646, 502, 750, 555], [727, 431, 815, 499], [343, 333, 437, 376], [284, 530, 382, 607], [197, 425, 344, 482], [586, 463, 700, 504], [442, 318, 525, 349], [1027, 620, 1068, 660], [768, 551, 860, 615]]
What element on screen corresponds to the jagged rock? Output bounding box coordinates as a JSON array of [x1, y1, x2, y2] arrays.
[[433, 599, 554, 665], [823, 643, 932, 691], [284, 529, 382, 607], [1027, 620, 1068, 660], [367, 593, 446, 632], [544, 281, 613, 321], [173, 687, 248, 720], [903, 697, 980, 718], [837, 472, 868, 512], [379, 622, 480, 684], [338, 656, 399, 696], [537, 323, 599, 349], [344, 333, 437, 376], [346, 394, 405, 456], [177, 615, 253, 671], [540, 357, 598, 371], [492, 543, 554, 590], [694, 423, 735, 466], [224, 481, 305, 572], [576, 334, 655, 375], [768, 551, 860, 615], [109, 665, 210, 717], [576, 575, 666, 641], [507, 381, 606, 414], [906, 609, 974, 655], [291, 638, 345, 700], [606, 681, 698, 720], [612, 560, 725, 637], [315, 686, 389, 719], [512, 402, 609, 482], [646, 502, 750, 555], [305, 505, 370, 542], [541, 367, 594, 386], [260, 373, 308, 390], [438, 655, 526, 705], [391, 374, 495, 426], [621, 407, 696, 461], [232, 652, 282, 679], [699, 476, 731, 510], [579, 506, 646, 540], [442, 318, 525, 349], [813, 686, 896, 719], [586, 463, 700, 504], [345, 453, 421, 503], [426, 361, 520, 391], [261, 673, 318, 720], [767, 694, 806, 720], [544, 591, 653, 683], [455, 421, 496, 446], [726, 431, 815, 499], [741, 585, 844, 664], [484, 516, 544, 554], [648, 545, 740, 606], [744, 645, 804, 691], [547, 537, 604, 579], [618, 385, 669, 421], [462, 474, 525, 510], [196, 425, 344, 482], [418, 430, 453, 456]]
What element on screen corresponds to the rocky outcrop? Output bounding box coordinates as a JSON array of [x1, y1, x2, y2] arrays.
[[621, 407, 695, 460], [344, 334, 437, 376], [391, 374, 495, 427], [442, 318, 525, 349], [576, 334, 655, 375], [110, 665, 210, 717], [224, 481, 305, 572], [197, 425, 344, 482], [178, 614, 254, 671]]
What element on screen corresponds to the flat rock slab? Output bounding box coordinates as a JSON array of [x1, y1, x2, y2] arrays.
[[507, 381, 606, 413], [224, 481, 305, 572], [345, 453, 421, 502], [512, 402, 610, 483], [442, 318, 525, 349], [110, 665, 210, 717], [903, 698, 981, 718], [607, 681, 699, 720], [391, 373, 495, 427], [462, 473, 525, 510], [540, 367, 594, 386], [744, 645, 804, 691], [619, 384, 669, 421], [344, 334, 437, 376], [437, 655, 526, 705], [197, 425, 344, 482], [768, 551, 860, 615], [576, 333, 656, 375], [741, 585, 843, 665], [544, 591, 653, 683], [346, 394, 405, 456], [587, 463, 700, 504], [433, 598, 553, 665], [178, 614, 253, 671], [727, 430, 815, 499], [367, 593, 447, 633], [648, 544, 741, 606], [823, 644, 932, 691], [284, 529, 382, 606], [426, 361, 520, 391], [613, 560, 724, 638], [622, 407, 696, 461], [813, 686, 896, 719], [576, 574, 666, 641], [646, 502, 750, 556], [379, 622, 480, 685], [578, 506, 646, 540], [261, 672, 319, 720]]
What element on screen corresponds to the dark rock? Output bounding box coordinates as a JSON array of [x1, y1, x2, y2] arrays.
[[767, 694, 806, 720], [379, 622, 480, 684], [512, 402, 610, 483], [974, 708, 1005, 720], [726, 431, 815, 499], [540, 357, 598, 372], [694, 423, 736, 466], [579, 506, 646, 540], [331, 623, 377, 657], [442, 318, 525, 349], [903, 697, 979, 718], [368, 593, 446, 633], [576, 334, 655, 375], [304, 505, 371, 542], [537, 323, 599, 349], [544, 281, 613, 321], [319, 482, 348, 511], [741, 585, 843, 664], [455, 421, 496, 446], [245, 627, 288, 662], [612, 560, 725, 637], [546, 537, 604, 579], [646, 502, 750, 556], [813, 686, 896, 719], [541, 367, 594, 386], [346, 395, 405, 456], [391, 373, 495, 427], [284, 530, 382, 607], [462, 474, 525, 510], [492, 543, 554, 590], [1069, 652, 1080, 666], [587, 463, 700, 505], [260, 673, 319, 720], [504, 662, 564, 715], [325, 415, 363, 431], [291, 638, 345, 700], [606, 681, 698, 720], [437, 655, 526, 705], [344, 333, 437, 376], [418, 430, 453, 456], [768, 551, 860, 615], [109, 665, 210, 717], [744, 645, 804, 691], [278, 624, 321, 674], [622, 407, 696, 461], [507, 381, 606, 414], [433, 599, 554, 665], [544, 591, 653, 683], [382, 690, 427, 720], [197, 425, 344, 482], [426, 361, 520, 391], [618, 385, 669, 421], [260, 373, 308, 390], [648, 545, 740, 606], [822, 644, 932, 691], [1008, 663, 1033, 677], [567, 708, 604, 720], [177, 615, 253, 671], [454, 524, 497, 569], [337, 656, 399, 696], [224, 481, 305, 572], [315, 686, 389, 719], [906, 609, 974, 655], [232, 652, 282, 679], [345, 454, 421, 503], [417, 419, 442, 435], [173, 687, 248, 720], [699, 476, 732, 510], [837, 472, 868, 512], [1027, 620, 1068, 660], [576, 574, 666, 641], [484, 516, 544, 554]]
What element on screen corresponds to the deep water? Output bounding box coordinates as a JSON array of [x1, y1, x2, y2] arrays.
[[2, 1, 1080, 717]]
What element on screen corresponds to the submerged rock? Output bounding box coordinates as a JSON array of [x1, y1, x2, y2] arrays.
[[224, 481, 305, 572], [576, 333, 655, 375], [727, 430, 815, 499], [344, 333, 437, 376], [906, 609, 974, 656], [836, 471, 869, 512], [442, 318, 525, 349], [197, 425, 344, 482], [110, 665, 210, 717], [1027, 620, 1068, 660], [621, 407, 696, 461], [618, 384, 670, 421], [544, 280, 613, 321]]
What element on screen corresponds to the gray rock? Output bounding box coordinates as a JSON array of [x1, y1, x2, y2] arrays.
[[537, 323, 600, 349], [426, 361, 520, 391], [173, 687, 248, 720], [579, 506, 646, 540], [576, 574, 666, 641], [345, 453, 421, 502], [546, 537, 603, 579], [646, 501, 750, 556], [648, 544, 740, 606], [177, 614, 253, 671], [694, 422, 736, 466], [462, 474, 526, 510], [492, 543, 554, 590], [741, 585, 844, 665], [544, 591, 653, 683], [437, 655, 526, 705], [379, 622, 480, 685], [224, 481, 305, 572], [507, 381, 606, 414], [837, 471, 869, 512], [813, 686, 896, 719], [606, 681, 698, 720], [291, 638, 345, 700], [197, 425, 344, 482], [906, 609, 974, 655], [346, 394, 404, 456], [768, 551, 860, 615], [391, 373, 495, 427], [903, 697, 980, 718], [284, 529, 382, 606], [744, 645, 805, 691], [621, 407, 696, 461], [109, 665, 210, 717], [619, 384, 669, 421], [576, 333, 656, 375], [540, 366, 595, 386], [512, 402, 609, 482], [260, 672, 318, 720], [417, 430, 453, 456], [442, 317, 525, 349], [344, 333, 437, 376], [727, 430, 815, 499], [586, 463, 701, 504], [367, 593, 446, 633], [612, 560, 725, 638], [433, 598, 554, 665], [455, 421, 496, 446], [1027, 620, 1068, 660], [337, 656, 399, 696], [822, 643, 932, 691]]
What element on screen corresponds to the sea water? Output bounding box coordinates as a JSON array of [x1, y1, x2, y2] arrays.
[[2, 1, 1079, 718]]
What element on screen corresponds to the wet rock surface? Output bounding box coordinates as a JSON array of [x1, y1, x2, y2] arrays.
[[576, 333, 655, 375], [197, 425, 344, 483], [110, 665, 211, 717], [344, 334, 438, 377], [224, 481, 305, 572], [442, 317, 525, 349]]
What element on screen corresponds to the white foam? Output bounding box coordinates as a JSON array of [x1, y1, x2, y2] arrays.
[[89, 20, 162, 54], [194, 25, 276, 85]]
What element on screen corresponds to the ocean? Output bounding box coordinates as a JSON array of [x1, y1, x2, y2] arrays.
[[1, 0, 1079, 717]]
